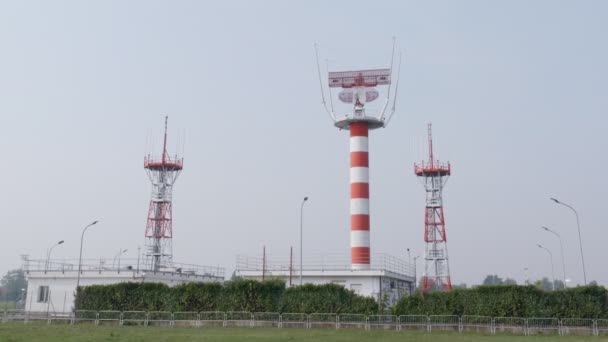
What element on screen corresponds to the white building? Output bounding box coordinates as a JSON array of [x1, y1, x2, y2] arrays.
[[234, 253, 415, 307], [23, 257, 224, 313]]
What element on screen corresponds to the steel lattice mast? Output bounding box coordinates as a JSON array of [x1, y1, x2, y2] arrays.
[[414, 123, 452, 292], [144, 116, 183, 271]]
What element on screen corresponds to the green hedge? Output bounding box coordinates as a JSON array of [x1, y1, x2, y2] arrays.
[[74, 279, 377, 314], [280, 283, 378, 314], [393, 285, 608, 319]]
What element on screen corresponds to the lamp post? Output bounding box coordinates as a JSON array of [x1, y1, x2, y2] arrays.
[[113, 249, 128, 269], [77, 221, 99, 290], [406, 248, 411, 264], [299, 197, 308, 286], [550, 198, 587, 285], [45, 240, 64, 272], [541, 226, 567, 288], [413, 255, 420, 291], [537, 244, 555, 290]]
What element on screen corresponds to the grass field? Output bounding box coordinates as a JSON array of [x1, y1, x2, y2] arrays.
[[0, 323, 607, 342]]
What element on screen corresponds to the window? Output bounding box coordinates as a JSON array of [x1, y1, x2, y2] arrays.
[[37, 286, 49, 303]]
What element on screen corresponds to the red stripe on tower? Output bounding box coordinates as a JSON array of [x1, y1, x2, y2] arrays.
[[349, 122, 370, 270]]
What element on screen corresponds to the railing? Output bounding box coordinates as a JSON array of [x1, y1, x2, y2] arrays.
[[2, 310, 607, 336], [23, 258, 225, 278], [235, 253, 414, 278]]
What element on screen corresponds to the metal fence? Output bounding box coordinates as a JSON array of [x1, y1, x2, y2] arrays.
[[2, 309, 608, 335]]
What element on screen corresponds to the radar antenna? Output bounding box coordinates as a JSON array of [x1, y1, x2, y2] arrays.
[[383, 51, 402, 126], [316, 38, 402, 130], [315, 43, 336, 121]]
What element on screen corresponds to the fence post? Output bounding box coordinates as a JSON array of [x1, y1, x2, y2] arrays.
[[458, 316, 463, 333], [426, 316, 431, 333], [593, 320, 598, 337], [491, 318, 495, 335]]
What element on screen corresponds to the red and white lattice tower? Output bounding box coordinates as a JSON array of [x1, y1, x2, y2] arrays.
[[144, 116, 183, 271], [414, 123, 452, 292], [316, 43, 401, 270]]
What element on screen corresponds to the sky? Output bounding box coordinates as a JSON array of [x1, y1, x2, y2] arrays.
[[0, 0, 606, 287]]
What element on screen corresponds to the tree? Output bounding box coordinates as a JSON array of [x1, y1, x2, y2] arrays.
[[1, 269, 27, 302], [504, 278, 517, 285], [534, 277, 553, 291], [482, 275, 503, 285]]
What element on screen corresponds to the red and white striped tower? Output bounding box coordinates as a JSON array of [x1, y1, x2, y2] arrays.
[[327, 69, 394, 270], [414, 123, 452, 292], [350, 122, 371, 269], [144, 116, 183, 271]]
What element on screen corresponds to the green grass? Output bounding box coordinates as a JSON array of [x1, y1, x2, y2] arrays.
[[0, 323, 606, 342]]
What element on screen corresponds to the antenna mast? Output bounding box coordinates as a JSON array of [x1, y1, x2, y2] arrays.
[[143, 116, 183, 271], [428, 123, 434, 165], [414, 123, 452, 292]]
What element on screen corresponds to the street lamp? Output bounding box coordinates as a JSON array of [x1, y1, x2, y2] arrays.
[[413, 255, 420, 289], [537, 244, 555, 291], [77, 221, 99, 290], [113, 249, 128, 269], [406, 248, 411, 264], [299, 197, 308, 286], [541, 226, 567, 288], [550, 198, 587, 285], [45, 240, 64, 272]]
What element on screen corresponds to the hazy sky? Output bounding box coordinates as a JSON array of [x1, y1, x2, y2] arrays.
[[1, 1, 606, 287]]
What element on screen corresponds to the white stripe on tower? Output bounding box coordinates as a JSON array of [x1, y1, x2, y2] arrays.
[[350, 122, 370, 270]]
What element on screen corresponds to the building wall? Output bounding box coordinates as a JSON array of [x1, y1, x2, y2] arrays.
[[25, 270, 221, 313], [239, 273, 412, 306]]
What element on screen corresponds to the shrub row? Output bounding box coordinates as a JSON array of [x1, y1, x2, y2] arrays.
[[75, 279, 378, 314], [393, 285, 608, 319]]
